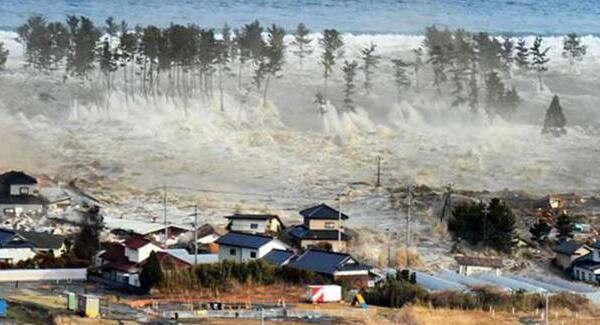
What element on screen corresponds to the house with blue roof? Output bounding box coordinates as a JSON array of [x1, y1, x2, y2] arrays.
[[552, 240, 591, 270], [285, 249, 373, 288], [288, 203, 349, 252], [571, 241, 600, 284], [0, 228, 66, 264], [216, 232, 288, 263]]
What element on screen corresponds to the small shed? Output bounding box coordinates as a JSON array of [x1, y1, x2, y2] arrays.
[[305, 285, 342, 303], [455, 255, 503, 276], [77, 295, 100, 318]]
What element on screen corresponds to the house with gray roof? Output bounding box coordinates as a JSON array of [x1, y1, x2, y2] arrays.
[[216, 232, 288, 263], [552, 240, 592, 270], [0, 228, 65, 264], [225, 214, 284, 235], [0, 171, 45, 216]]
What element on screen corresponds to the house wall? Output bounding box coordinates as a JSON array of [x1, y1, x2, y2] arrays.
[[307, 219, 343, 231], [458, 265, 500, 276], [218, 240, 287, 263], [333, 273, 371, 289], [573, 267, 600, 284], [125, 243, 162, 263], [555, 247, 591, 270], [0, 203, 44, 216], [301, 239, 346, 252], [0, 248, 36, 264], [9, 184, 38, 196], [229, 220, 269, 234]]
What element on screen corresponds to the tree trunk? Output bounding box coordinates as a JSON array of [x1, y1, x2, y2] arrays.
[[262, 74, 271, 107], [238, 60, 243, 90], [219, 65, 224, 112]]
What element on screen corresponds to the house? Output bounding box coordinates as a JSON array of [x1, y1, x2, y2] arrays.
[[216, 232, 288, 263], [0, 228, 65, 264], [455, 255, 504, 276], [97, 236, 190, 288], [549, 193, 582, 210], [289, 203, 349, 252], [552, 240, 592, 270], [225, 214, 284, 235], [0, 171, 45, 216], [285, 249, 373, 288]]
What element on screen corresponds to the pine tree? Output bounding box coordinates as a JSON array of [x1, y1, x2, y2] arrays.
[[341, 60, 358, 112], [555, 213, 574, 240], [467, 69, 479, 113], [530, 36, 550, 91], [412, 47, 424, 90], [215, 28, 231, 111], [423, 26, 453, 93], [484, 71, 505, 114], [474, 32, 502, 74], [514, 38, 529, 73], [0, 42, 9, 70], [361, 43, 380, 95], [319, 29, 343, 102], [391, 59, 411, 102], [562, 33, 586, 73], [498, 86, 521, 119], [291, 23, 313, 68], [140, 251, 164, 291], [484, 198, 516, 254], [529, 219, 551, 243], [542, 95, 567, 136], [500, 36, 514, 85], [261, 24, 285, 105], [17, 15, 52, 71], [104, 16, 118, 39]]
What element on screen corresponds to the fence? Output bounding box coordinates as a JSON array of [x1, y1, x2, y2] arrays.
[[0, 268, 86, 282]]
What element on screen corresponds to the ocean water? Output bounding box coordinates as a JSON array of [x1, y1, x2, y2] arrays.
[[1, 0, 600, 35]]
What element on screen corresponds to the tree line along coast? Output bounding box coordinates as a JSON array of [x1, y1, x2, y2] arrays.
[[0, 17, 583, 134]]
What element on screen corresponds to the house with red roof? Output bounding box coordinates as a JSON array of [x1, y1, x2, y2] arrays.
[[96, 236, 191, 288]]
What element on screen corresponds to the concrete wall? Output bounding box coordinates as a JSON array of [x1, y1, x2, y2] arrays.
[[0, 248, 36, 264], [229, 220, 268, 234], [219, 240, 287, 263], [0, 268, 86, 282], [458, 265, 500, 276], [125, 243, 161, 263]]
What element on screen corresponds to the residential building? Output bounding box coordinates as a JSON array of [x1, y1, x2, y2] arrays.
[[571, 241, 600, 284], [0, 228, 65, 264], [455, 255, 504, 276], [103, 216, 191, 246], [225, 214, 284, 235], [289, 203, 349, 252], [285, 249, 373, 288], [0, 171, 45, 216], [97, 236, 189, 288], [216, 232, 288, 263], [552, 240, 592, 270], [262, 249, 296, 266]]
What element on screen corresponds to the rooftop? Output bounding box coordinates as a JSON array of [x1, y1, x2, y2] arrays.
[[287, 249, 370, 275], [225, 214, 280, 221], [553, 240, 587, 255], [262, 249, 295, 266], [0, 171, 37, 186], [124, 236, 158, 250], [15, 230, 64, 250], [216, 232, 275, 249], [455, 255, 504, 268], [300, 204, 349, 220], [103, 216, 191, 236], [573, 254, 600, 272]]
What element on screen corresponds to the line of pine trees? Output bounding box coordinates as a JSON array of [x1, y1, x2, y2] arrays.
[[7, 16, 589, 121]]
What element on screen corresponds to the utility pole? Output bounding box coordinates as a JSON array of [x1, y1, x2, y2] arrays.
[[406, 184, 413, 247], [337, 192, 344, 251], [163, 185, 168, 248], [544, 292, 549, 325], [386, 228, 391, 268], [376, 156, 382, 187], [193, 204, 198, 265]]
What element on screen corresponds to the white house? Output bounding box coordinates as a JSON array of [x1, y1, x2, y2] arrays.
[[216, 232, 288, 263], [123, 236, 163, 263], [0, 228, 66, 264], [225, 214, 284, 235]]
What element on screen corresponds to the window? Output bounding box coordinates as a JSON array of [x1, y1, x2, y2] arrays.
[[250, 251, 257, 258], [325, 222, 336, 229], [19, 187, 29, 195], [229, 248, 236, 256], [250, 223, 258, 229]]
